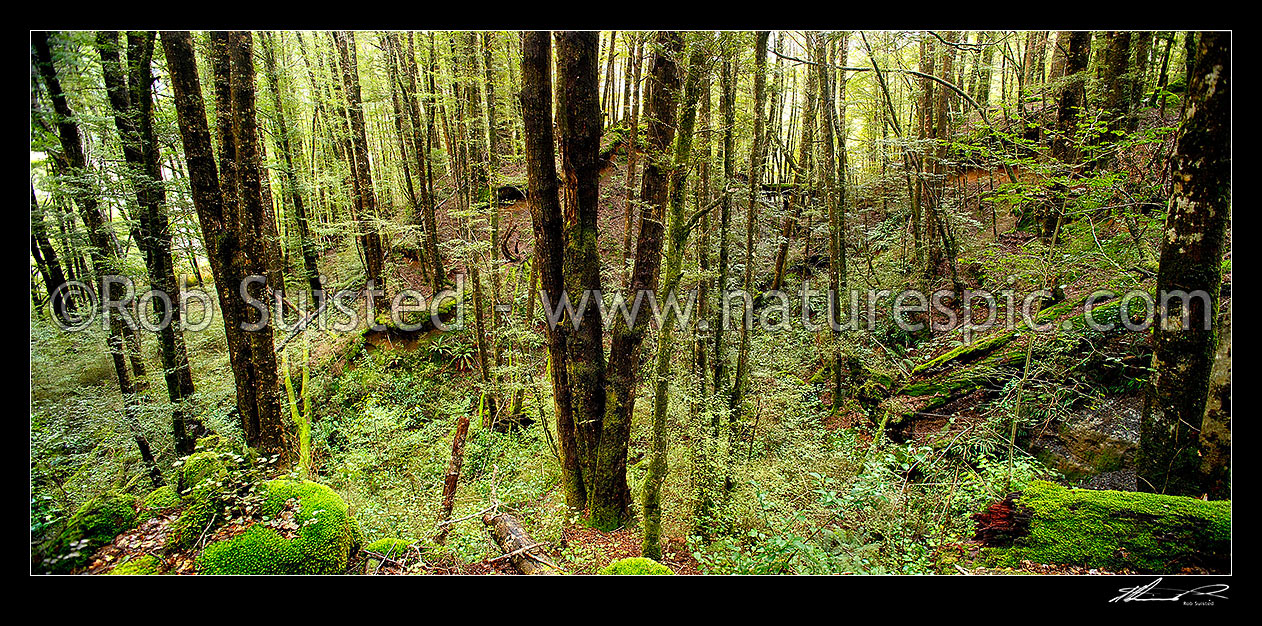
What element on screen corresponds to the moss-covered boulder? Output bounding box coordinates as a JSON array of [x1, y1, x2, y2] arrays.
[[108, 554, 163, 575], [599, 557, 674, 575], [974, 481, 1230, 572], [197, 480, 362, 575], [138, 485, 182, 523], [49, 491, 139, 573]]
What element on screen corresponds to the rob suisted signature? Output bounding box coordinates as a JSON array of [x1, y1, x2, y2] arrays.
[[1110, 578, 1229, 604]]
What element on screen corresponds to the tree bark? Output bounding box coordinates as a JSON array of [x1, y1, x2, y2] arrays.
[[97, 30, 201, 454], [333, 31, 386, 306], [163, 31, 288, 464], [261, 32, 323, 299], [1138, 32, 1230, 497], [643, 33, 709, 560]]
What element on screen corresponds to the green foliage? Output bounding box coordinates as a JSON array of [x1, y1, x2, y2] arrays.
[[598, 557, 673, 575], [981, 481, 1231, 572], [108, 554, 163, 575], [45, 491, 138, 573], [197, 480, 362, 575]]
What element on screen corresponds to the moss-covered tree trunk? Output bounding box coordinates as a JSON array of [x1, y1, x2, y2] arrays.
[[593, 30, 683, 529], [727, 31, 769, 488], [1138, 31, 1230, 498], [1051, 31, 1091, 165]]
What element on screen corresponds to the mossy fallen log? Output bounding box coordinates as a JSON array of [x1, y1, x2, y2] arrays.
[[880, 297, 1148, 429], [973, 480, 1230, 573]]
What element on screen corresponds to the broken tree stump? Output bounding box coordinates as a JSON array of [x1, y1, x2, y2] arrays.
[[482, 510, 563, 575]]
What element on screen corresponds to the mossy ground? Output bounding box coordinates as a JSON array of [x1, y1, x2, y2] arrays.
[[47, 491, 138, 573], [599, 556, 674, 575], [108, 554, 163, 575]]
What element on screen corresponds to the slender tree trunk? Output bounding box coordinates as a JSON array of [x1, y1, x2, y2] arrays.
[[712, 42, 737, 396], [261, 32, 323, 299], [620, 34, 645, 287], [31, 185, 71, 322], [643, 33, 708, 560], [97, 30, 201, 454], [333, 31, 386, 308], [727, 32, 769, 473], [770, 33, 817, 294]]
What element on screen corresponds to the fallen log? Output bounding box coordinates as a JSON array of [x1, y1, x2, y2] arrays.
[[482, 511, 563, 575], [878, 297, 1150, 433], [973, 481, 1230, 573]]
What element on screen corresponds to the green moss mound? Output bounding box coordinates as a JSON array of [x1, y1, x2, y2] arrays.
[[365, 537, 414, 558], [599, 557, 674, 575], [169, 482, 218, 549], [979, 481, 1230, 572], [196, 480, 362, 575], [365, 537, 417, 570], [177, 449, 227, 494], [108, 554, 163, 575], [138, 485, 182, 523], [51, 491, 139, 573], [168, 438, 259, 549]]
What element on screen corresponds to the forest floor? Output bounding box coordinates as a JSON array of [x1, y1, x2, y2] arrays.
[[32, 108, 1227, 575]]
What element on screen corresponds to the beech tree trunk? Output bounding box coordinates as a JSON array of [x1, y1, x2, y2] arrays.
[[643, 33, 709, 560], [96, 30, 201, 454], [728, 31, 769, 455], [261, 32, 323, 298], [1138, 32, 1230, 497], [163, 31, 289, 464], [333, 31, 386, 305]]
